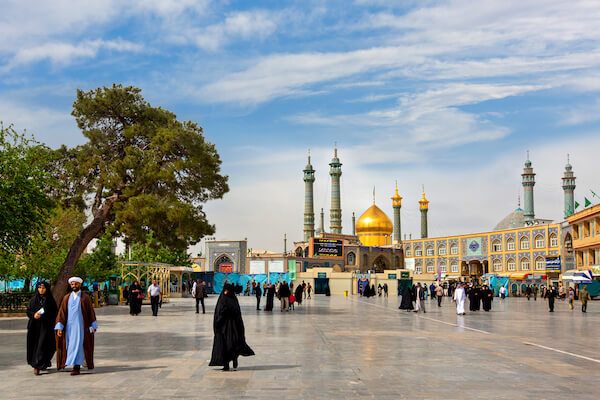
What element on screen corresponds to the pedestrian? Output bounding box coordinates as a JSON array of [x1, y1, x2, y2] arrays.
[[413, 283, 426, 313], [481, 284, 493, 311], [423, 284, 428, 300], [279, 281, 291, 311], [147, 279, 162, 317], [453, 283, 467, 315], [568, 287, 575, 310], [436, 284, 444, 307], [255, 284, 262, 311], [307, 283, 312, 299], [209, 284, 254, 371], [499, 285, 507, 300], [265, 283, 275, 311], [525, 286, 532, 301], [128, 280, 143, 316], [533, 284, 538, 301], [546, 285, 557, 312], [27, 281, 58, 375], [377, 284, 382, 296], [194, 280, 206, 314], [54, 277, 98, 375], [383, 283, 388, 297], [430, 283, 436, 299], [399, 284, 414, 311], [294, 283, 303, 306], [302, 281, 307, 299], [580, 285, 590, 313]]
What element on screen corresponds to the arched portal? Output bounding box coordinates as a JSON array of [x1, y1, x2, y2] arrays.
[[373, 255, 388, 272], [214, 254, 234, 272]]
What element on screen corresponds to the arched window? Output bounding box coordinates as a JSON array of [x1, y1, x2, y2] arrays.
[[295, 247, 303, 257], [506, 238, 515, 251], [450, 243, 458, 255], [414, 246, 422, 257], [415, 262, 422, 274], [535, 256, 545, 270], [534, 234, 544, 249], [493, 258, 502, 272], [492, 239, 502, 252], [507, 258, 516, 271], [426, 262, 435, 273], [426, 246, 434, 256], [450, 261, 459, 273], [549, 233, 558, 247], [440, 261, 447, 273], [520, 236, 530, 250], [520, 257, 530, 270], [438, 244, 446, 255], [405, 247, 412, 257], [347, 252, 356, 265]]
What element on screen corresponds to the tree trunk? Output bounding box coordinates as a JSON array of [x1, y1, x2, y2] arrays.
[[53, 198, 117, 305]]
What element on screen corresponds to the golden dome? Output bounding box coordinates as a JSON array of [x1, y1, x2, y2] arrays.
[[356, 204, 394, 234]]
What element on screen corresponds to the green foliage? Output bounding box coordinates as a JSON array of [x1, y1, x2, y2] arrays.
[[75, 233, 118, 282], [0, 124, 55, 252], [127, 232, 191, 266]]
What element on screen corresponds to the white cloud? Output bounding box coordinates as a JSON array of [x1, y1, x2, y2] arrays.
[[558, 99, 600, 126]]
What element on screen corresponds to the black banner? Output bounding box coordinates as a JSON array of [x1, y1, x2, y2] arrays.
[[313, 238, 343, 257]]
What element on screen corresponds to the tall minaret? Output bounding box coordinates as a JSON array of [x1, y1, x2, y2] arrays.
[[352, 212, 356, 236], [562, 155, 576, 217], [522, 152, 536, 221], [303, 151, 315, 241], [329, 146, 342, 234], [392, 181, 403, 244], [419, 187, 429, 239], [317, 208, 325, 236]]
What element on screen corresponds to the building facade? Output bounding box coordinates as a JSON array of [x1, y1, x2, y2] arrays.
[[568, 203, 600, 274]]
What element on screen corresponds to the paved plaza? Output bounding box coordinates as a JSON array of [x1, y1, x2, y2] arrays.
[[1, 294, 599, 399]]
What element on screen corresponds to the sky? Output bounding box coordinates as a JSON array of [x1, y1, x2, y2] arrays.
[[2, 0, 600, 256]]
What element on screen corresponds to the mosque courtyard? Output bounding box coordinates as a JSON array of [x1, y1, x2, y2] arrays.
[[1, 294, 599, 399]]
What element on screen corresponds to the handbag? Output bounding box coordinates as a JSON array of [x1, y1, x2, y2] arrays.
[[137, 293, 145, 300]]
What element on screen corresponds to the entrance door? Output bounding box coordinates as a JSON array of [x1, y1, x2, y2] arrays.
[[315, 278, 329, 294]]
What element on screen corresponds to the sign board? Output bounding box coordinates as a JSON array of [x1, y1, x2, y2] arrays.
[[545, 256, 561, 271], [466, 237, 483, 257], [249, 260, 266, 274], [313, 238, 343, 258], [388, 273, 397, 279], [400, 271, 410, 279], [404, 258, 415, 271], [288, 260, 297, 280], [219, 263, 233, 273], [592, 265, 600, 276], [268, 260, 284, 273], [317, 272, 327, 278]]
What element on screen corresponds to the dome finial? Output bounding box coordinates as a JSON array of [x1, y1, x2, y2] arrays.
[[518, 194, 521, 209], [308, 148, 311, 164], [373, 186, 376, 204]]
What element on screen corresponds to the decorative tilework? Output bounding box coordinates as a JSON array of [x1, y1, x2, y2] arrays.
[[448, 257, 459, 263], [490, 234, 502, 242], [549, 227, 559, 234], [425, 241, 434, 247], [518, 252, 530, 260], [504, 232, 516, 239], [490, 254, 503, 260], [518, 231, 530, 239], [436, 240, 448, 248], [404, 243, 412, 249], [533, 251, 546, 258], [549, 250, 559, 255], [505, 253, 516, 260], [532, 229, 545, 237]]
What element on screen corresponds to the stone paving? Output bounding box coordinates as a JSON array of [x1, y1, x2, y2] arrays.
[[1, 294, 599, 399]]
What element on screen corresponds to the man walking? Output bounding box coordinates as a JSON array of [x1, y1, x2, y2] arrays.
[[147, 280, 162, 316], [453, 282, 466, 315], [413, 283, 426, 313], [193, 280, 206, 314], [580, 285, 590, 313], [255, 284, 262, 310], [546, 285, 557, 312], [436, 284, 444, 307], [279, 281, 290, 312]]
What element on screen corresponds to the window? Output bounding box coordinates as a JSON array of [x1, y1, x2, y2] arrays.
[[451, 261, 459, 273], [520, 258, 530, 270], [347, 252, 356, 265], [507, 259, 516, 271], [414, 246, 422, 257], [405, 247, 412, 257], [492, 258, 502, 272], [426, 263, 435, 273], [506, 238, 515, 251], [438, 245, 446, 255], [535, 257, 545, 270], [573, 225, 579, 239], [520, 236, 530, 250], [534, 235, 544, 249], [415, 264, 422, 274], [549, 233, 558, 247], [440, 262, 447, 273], [450, 244, 458, 255], [426, 246, 434, 256], [492, 240, 502, 252]]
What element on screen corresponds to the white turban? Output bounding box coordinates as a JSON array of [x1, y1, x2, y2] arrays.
[[68, 277, 83, 284]]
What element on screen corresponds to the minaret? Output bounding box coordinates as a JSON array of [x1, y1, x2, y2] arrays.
[[329, 146, 342, 234], [317, 208, 325, 236], [352, 212, 356, 236], [392, 181, 403, 244], [284, 233, 287, 255], [419, 187, 429, 239], [522, 151, 536, 221], [303, 151, 315, 241], [562, 155, 576, 217]]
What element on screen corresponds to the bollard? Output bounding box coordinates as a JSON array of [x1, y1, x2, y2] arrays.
[[344, 290, 348, 297], [94, 291, 99, 308]]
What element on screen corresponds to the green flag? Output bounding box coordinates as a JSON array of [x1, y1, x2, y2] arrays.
[[585, 197, 592, 207], [575, 201, 580, 209]]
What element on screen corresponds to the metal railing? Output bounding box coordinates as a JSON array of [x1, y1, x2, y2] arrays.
[[0, 292, 33, 312]]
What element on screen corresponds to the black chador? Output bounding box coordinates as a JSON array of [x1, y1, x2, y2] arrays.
[[209, 284, 254, 371], [26, 282, 58, 372], [399, 287, 414, 311], [481, 286, 493, 311], [469, 286, 481, 311], [265, 285, 275, 311]]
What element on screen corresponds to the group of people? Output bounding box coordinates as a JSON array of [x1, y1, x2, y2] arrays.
[[126, 280, 163, 316], [397, 282, 494, 315]]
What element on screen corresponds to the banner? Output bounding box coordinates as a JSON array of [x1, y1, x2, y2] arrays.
[[249, 260, 266, 274], [288, 260, 297, 280], [404, 258, 415, 271], [466, 237, 483, 257], [268, 260, 284, 273]]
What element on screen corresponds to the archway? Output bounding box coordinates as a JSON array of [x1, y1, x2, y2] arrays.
[[295, 247, 303, 257], [214, 254, 234, 272], [373, 255, 388, 273]]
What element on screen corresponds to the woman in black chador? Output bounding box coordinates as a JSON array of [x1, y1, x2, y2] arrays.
[[265, 284, 275, 311], [26, 281, 58, 375], [209, 284, 255, 371], [480, 285, 493, 312], [129, 281, 143, 315], [399, 285, 414, 311]]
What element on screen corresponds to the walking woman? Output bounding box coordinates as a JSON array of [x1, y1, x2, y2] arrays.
[[129, 281, 143, 315], [26, 281, 58, 375], [209, 284, 254, 371]]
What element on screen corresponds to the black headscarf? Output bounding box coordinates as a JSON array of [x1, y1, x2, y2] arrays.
[[26, 281, 58, 369], [27, 282, 58, 319]]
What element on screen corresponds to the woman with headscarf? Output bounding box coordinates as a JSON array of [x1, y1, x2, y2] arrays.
[[265, 283, 275, 311], [209, 284, 255, 371], [26, 281, 58, 375], [128, 281, 143, 316], [294, 283, 303, 306], [399, 284, 414, 311]]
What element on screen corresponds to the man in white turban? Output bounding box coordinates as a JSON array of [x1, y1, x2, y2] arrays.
[[54, 277, 98, 375]]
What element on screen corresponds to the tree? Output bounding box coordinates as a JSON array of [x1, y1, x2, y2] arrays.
[[0, 124, 55, 253], [51, 84, 228, 303], [74, 233, 118, 283], [127, 231, 191, 266]]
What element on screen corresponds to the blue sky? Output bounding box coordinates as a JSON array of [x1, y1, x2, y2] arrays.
[[2, 0, 600, 254]]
